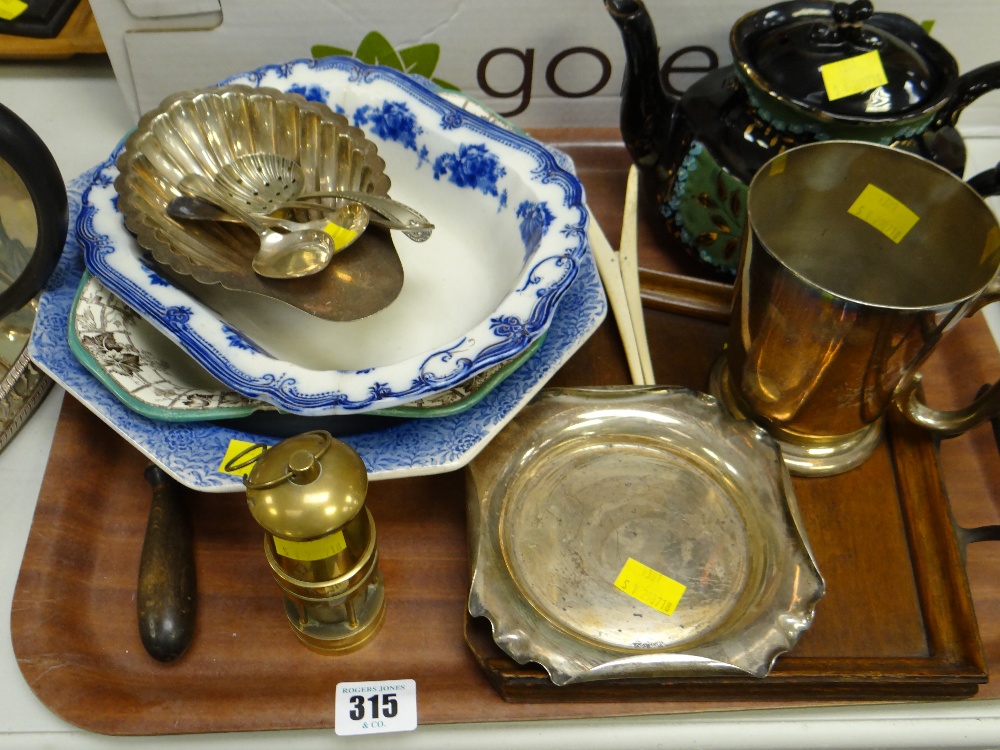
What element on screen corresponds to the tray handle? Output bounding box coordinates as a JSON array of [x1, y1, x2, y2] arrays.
[[953, 385, 1000, 552]]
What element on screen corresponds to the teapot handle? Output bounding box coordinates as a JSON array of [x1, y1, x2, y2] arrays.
[[933, 61, 1000, 130], [966, 160, 1000, 198]]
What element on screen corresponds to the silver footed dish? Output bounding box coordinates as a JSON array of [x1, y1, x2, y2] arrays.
[[466, 386, 825, 684]]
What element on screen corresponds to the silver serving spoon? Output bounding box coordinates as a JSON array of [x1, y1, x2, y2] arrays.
[[214, 153, 434, 242], [178, 174, 368, 280], [167, 194, 357, 235]]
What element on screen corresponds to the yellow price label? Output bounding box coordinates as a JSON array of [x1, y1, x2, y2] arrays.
[[768, 153, 788, 176], [820, 50, 888, 101], [0, 0, 28, 21], [847, 183, 920, 244], [323, 221, 358, 251], [274, 531, 348, 561], [218, 439, 266, 477], [614, 557, 687, 617]]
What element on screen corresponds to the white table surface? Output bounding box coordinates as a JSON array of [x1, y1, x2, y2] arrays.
[[2, 56, 1000, 750]]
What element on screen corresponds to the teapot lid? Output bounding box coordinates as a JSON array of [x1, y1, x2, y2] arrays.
[[732, 0, 958, 121]]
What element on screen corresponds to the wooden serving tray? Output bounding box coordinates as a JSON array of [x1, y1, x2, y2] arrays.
[[11, 130, 1000, 735]]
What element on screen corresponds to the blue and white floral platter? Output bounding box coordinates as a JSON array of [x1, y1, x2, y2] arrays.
[[30, 166, 607, 492], [78, 57, 590, 416]]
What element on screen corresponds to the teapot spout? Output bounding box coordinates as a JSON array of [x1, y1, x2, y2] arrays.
[[606, 0, 679, 175]]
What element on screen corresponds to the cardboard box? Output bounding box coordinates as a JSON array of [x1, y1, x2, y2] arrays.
[[91, 0, 1000, 133]]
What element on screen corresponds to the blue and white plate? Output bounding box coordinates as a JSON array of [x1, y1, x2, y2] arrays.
[[79, 57, 589, 416], [67, 271, 547, 425], [30, 168, 607, 492]]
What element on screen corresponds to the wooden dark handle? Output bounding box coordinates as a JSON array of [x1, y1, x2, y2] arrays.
[[138, 464, 197, 662]]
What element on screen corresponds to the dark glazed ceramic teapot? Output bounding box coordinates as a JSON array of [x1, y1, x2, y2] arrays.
[[607, 0, 1000, 276]]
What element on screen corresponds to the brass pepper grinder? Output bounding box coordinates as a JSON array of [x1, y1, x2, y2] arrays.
[[237, 430, 386, 654]]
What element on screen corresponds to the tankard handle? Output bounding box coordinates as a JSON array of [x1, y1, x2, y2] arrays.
[[896, 282, 1000, 437]]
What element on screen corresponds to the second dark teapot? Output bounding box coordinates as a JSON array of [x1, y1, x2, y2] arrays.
[[607, 0, 1000, 276]]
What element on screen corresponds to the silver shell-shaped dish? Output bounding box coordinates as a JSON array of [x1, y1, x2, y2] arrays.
[[466, 386, 825, 685], [114, 84, 403, 321]]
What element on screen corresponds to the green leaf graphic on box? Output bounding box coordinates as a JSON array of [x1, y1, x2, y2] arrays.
[[312, 33, 459, 91], [402, 44, 459, 90], [356, 31, 404, 68], [312, 45, 352, 58], [400, 44, 439, 77]]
